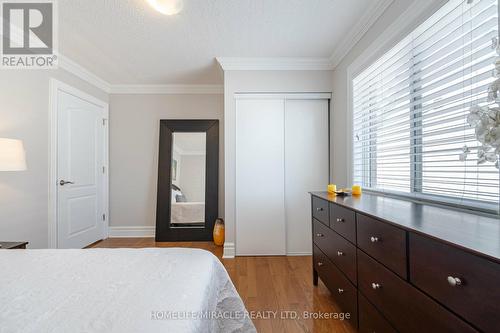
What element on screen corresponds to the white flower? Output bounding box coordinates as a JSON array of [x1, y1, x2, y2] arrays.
[[485, 152, 498, 163], [495, 58, 500, 76], [466, 57, 500, 166], [488, 79, 500, 101], [475, 125, 488, 142], [467, 113, 481, 126], [469, 105, 481, 113], [477, 149, 486, 164]]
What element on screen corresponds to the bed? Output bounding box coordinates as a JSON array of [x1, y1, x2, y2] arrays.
[[171, 202, 205, 224], [0, 248, 256, 333], [171, 186, 205, 225]]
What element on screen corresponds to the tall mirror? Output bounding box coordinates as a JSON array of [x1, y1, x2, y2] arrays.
[[156, 120, 219, 242], [171, 132, 206, 228]]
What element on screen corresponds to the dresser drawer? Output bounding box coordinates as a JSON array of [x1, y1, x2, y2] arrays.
[[330, 203, 356, 243], [313, 219, 357, 284], [357, 214, 407, 279], [312, 196, 329, 226], [410, 233, 500, 333], [313, 245, 358, 327], [358, 249, 477, 333], [359, 293, 397, 333]]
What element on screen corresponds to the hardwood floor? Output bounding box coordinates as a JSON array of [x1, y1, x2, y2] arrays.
[[92, 238, 356, 333]]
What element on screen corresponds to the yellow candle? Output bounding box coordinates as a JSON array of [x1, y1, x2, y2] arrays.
[[327, 184, 337, 193], [352, 185, 362, 196]]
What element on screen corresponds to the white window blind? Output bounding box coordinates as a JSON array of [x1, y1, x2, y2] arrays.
[[353, 0, 500, 213]]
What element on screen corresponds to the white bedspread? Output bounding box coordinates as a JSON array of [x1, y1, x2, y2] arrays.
[[0, 248, 255, 333], [171, 202, 205, 224]]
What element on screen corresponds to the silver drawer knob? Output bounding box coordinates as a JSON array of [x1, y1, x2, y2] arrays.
[[337, 251, 344, 256], [317, 262, 324, 267], [371, 283, 381, 290], [336, 218, 345, 222], [447, 276, 462, 287], [338, 288, 344, 294], [370, 236, 379, 243], [316, 207, 324, 211], [316, 233, 324, 237]]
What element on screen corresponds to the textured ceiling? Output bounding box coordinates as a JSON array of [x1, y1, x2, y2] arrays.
[[59, 0, 381, 84]]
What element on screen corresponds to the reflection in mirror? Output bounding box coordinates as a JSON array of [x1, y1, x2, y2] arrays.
[[170, 132, 206, 228]]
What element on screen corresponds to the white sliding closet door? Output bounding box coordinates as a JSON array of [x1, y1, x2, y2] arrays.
[[236, 99, 286, 255], [285, 99, 329, 254]]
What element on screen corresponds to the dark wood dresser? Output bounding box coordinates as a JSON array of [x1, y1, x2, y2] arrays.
[[0, 241, 28, 249], [310, 191, 500, 333]]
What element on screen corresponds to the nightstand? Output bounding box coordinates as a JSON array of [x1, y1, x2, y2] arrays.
[[0, 242, 28, 249]]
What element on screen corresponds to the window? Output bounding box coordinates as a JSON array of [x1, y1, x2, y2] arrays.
[[353, 0, 499, 213]]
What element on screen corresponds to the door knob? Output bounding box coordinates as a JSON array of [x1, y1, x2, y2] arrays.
[[59, 180, 75, 186]]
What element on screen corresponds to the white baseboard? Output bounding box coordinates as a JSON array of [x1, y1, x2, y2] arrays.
[[108, 226, 155, 238], [286, 251, 312, 256], [222, 242, 235, 258], [106, 231, 311, 257], [221, 243, 309, 258]]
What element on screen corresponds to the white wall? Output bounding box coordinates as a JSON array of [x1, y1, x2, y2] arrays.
[[0, 0, 443, 249], [109, 94, 223, 229], [223, 70, 333, 257], [331, 0, 445, 188], [0, 69, 108, 248], [178, 154, 206, 202]]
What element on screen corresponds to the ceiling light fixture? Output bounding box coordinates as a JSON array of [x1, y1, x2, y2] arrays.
[[146, 0, 183, 15]]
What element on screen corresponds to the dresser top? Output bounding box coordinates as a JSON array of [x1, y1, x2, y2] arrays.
[[310, 191, 500, 263]]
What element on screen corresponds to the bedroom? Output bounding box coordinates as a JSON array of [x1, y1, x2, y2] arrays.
[[1, 0, 499, 332]]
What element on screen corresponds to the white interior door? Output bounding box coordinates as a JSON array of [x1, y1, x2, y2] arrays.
[[285, 99, 329, 254], [57, 89, 107, 249], [236, 98, 286, 255]]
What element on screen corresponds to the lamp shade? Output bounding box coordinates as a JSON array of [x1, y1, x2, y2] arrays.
[[0, 138, 27, 171]]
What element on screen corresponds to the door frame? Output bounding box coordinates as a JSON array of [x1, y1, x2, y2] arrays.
[[48, 79, 109, 249]]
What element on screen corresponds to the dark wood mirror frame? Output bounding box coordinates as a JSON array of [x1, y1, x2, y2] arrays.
[[155, 120, 219, 241]]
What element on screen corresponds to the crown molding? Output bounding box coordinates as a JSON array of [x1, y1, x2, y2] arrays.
[[109, 84, 224, 94], [58, 55, 112, 93], [216, 57, 334, 71], [58, 56, 223, 95], [329, 0, 394, 69]]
